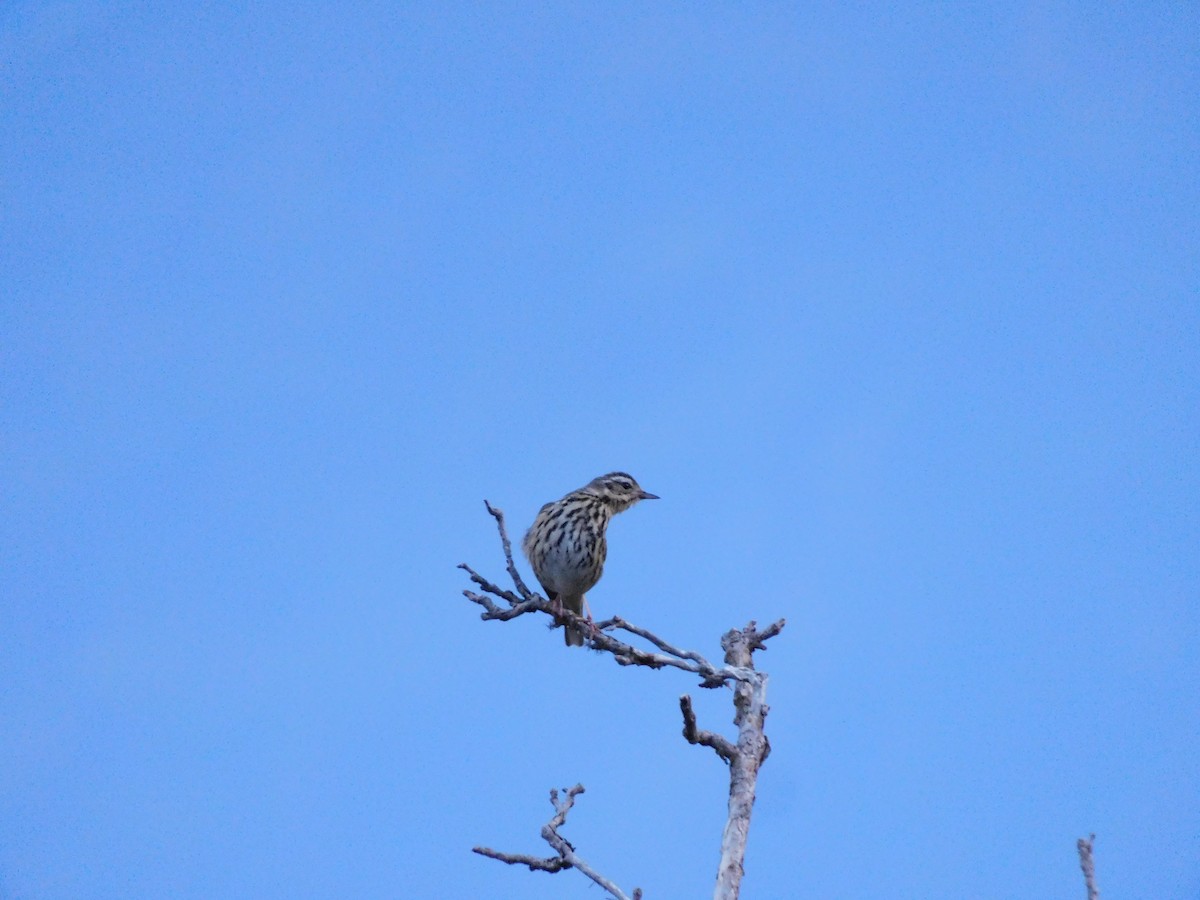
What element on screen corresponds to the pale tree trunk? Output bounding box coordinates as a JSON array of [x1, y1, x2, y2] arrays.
[[713, 626, 772, 900]]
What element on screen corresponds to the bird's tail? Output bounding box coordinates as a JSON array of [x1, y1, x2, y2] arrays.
[[563, 594, 585, 647]]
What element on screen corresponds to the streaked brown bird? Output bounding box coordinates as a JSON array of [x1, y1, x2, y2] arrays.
[[522, 472, 659, 646]]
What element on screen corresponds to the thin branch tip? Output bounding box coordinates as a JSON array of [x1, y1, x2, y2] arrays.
[[1077, 834, 1100, 900]]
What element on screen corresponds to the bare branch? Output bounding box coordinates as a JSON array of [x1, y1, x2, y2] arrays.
[[458, 561, 525, 607], [680, 695, 735, 763], [461, 502, 771, 688], [713, 623, 775, 900], [462, 587, 542, 620], [482, 500, 537, 600], [1077, 834, 1100, 900], [473, 785, 640, 900], [472, 845, 570, 873], [587, 617, 740, 685], [606, 616, 711, 664], [746, 618, 786, 649]]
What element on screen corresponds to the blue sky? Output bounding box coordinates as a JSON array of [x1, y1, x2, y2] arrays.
[[2, 3, 1197, 898]]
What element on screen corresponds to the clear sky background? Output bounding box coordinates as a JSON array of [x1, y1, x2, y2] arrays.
[[2, 3, 1197, 898]]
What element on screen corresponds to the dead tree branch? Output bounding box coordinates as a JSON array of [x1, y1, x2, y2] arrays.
[[680, 695, 735, 763], [462, 501, 784, 900], [712, 623, 774, 900], [1077, 834, 1100, 900], [473, 785, 642, 900]]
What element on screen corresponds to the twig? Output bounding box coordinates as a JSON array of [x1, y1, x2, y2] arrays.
[[472, 846, 569, 873], [604, 616, 710, 664], [459, 562, 525, 607], [483, 499, 537, 600], [1077, 834, 1100, 900], [680, 695, 736, 763], [473, 785, 641, 900]]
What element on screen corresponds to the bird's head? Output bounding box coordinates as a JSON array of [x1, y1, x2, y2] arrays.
[[584, 472, 659, 512]]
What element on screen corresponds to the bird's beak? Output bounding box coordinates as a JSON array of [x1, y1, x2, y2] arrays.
[[639, 490, 660, 500]]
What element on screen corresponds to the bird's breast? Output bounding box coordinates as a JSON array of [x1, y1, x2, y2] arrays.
[[536, 530, 605, 595]]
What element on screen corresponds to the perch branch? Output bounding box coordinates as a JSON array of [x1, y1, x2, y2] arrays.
[[473, 785, 641, 900], [461, 502, 782, 690]]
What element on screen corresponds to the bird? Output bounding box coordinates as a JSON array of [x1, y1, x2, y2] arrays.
[[522, 472, 659, 646]]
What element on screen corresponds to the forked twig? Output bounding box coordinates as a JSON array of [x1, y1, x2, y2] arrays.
[[473, 785, 641, 900]]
